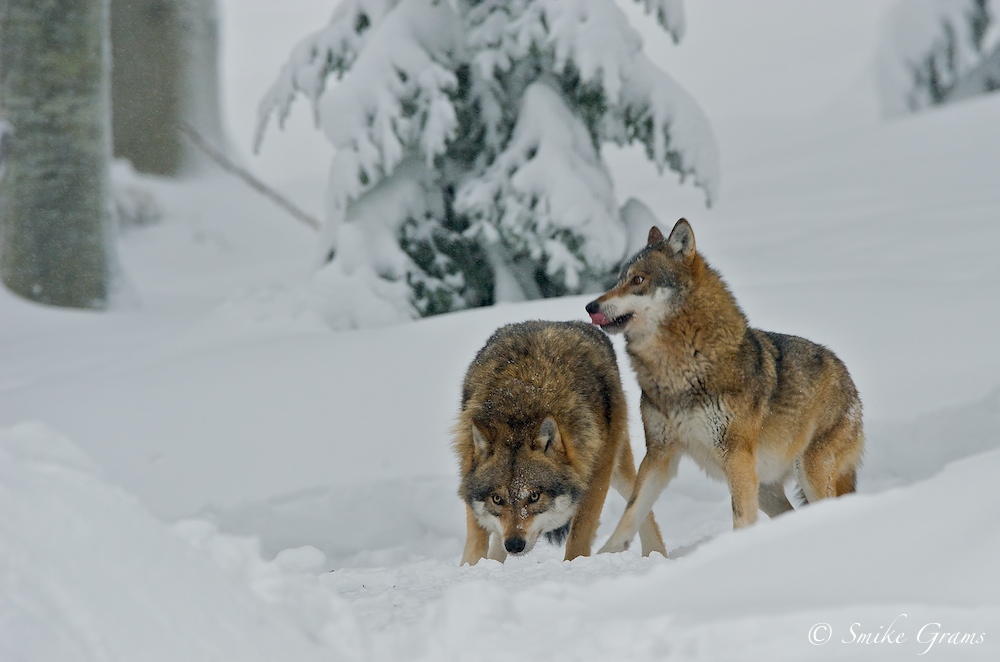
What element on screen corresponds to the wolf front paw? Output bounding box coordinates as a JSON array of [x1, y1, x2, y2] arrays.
[[598, 536, 631, 554]]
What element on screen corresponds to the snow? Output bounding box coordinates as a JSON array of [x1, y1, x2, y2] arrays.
[[253, 0, 403, 152], [4, 1, 1000, 660], [611, 50, 719, 200], [458, 81, 625, 289], [316, 0, 460, 209], [0, 423, 352, 662], [314, 157, 440, 328]]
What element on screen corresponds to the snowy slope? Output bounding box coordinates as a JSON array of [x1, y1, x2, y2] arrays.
[[4, 1, 1000, 660], [3, 414, 999, 661], [0, 424, 353, 662]]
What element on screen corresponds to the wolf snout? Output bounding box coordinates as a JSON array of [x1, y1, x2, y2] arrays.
[[585, 300, 610, 326], [504, 537, 527, 554]]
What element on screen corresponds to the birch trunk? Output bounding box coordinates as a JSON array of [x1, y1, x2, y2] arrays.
[[0, 0, 117, 309]]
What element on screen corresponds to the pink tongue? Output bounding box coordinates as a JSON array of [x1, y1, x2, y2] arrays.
[[589, 312, 610, 325]]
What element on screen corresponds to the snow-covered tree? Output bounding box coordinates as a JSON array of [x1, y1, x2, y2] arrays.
[[0, 0, 120, 309], [879, 0, 1000, 115], [257, 0, 719, 328]]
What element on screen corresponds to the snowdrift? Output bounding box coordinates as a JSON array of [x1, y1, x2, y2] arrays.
[[0, 423, 354, 662], [3, 418, 998, 661]]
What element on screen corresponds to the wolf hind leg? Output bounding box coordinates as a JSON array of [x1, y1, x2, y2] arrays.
[[835, 467, 857, 496], [798, 418, 863, 503], [611, 438, 666, 556], [758, 482, 795, 518]]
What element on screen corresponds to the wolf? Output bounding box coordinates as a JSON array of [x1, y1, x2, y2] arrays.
[[455, 320, 665, 565], [586, 219, 864, 554]]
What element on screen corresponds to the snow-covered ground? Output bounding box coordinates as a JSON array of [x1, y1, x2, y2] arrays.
[[3, 2, 1000, 660]]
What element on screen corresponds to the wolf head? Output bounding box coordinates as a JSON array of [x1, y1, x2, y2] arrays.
[[459, 416, 582, 556], [586, 218, 698, 342]]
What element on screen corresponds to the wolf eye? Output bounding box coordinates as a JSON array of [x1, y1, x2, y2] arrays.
[[631, 275, 644, 286], [528, 491, 541, 503], [491, 494, 503, 506]]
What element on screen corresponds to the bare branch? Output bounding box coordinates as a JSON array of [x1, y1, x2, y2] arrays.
[[178, 122, 320, 232]]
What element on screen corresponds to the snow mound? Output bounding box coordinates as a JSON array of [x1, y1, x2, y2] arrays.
[[369, 449, 1000, 661], [0, 423, 359, 662], [864, 386, 1000, 490]]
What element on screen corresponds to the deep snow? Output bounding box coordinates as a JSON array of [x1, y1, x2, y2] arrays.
[[3, 1, 1000, 660]]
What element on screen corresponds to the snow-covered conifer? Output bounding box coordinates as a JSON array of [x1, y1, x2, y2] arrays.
[[878, 0, 1000, 115], [257, 0, 718, 328]]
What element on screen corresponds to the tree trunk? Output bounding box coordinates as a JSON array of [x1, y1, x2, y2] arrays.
[[110, 0, 225, 175], [110, 0, 183, 174], [0, 0, 117, 309]]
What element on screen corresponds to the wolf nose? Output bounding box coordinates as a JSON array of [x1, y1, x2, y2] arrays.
[[585, 300, 600, 314], [504, 537, 526, 554]]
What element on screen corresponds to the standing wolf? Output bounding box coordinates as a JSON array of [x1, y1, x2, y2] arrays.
[[455, 320, 665, 565], [586, 219, 864, 554]]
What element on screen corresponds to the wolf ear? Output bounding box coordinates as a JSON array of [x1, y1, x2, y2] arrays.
[[534, 417, 565, 456], [666, 218, 695, 259], [647, 226, 664, 246], [471, 423, 490, 457]]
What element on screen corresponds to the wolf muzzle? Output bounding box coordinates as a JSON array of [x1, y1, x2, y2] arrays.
[[504, 537, 526, 554]]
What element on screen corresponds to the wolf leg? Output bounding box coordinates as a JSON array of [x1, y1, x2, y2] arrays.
[[722, 428, 760, 528], [460, 504, 491, 565], [600, 444, 677, 553], [601, 397, 678, 554], [835, 467, 857, 496], [564, 447, 615, 560], [611, 438, 666, 556], [799, 417, 862, 502], [600, 394, 679, 556], [487, 532, 507, 562], [758, 482, 794, 518]]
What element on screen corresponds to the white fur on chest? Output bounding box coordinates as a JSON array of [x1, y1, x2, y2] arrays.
[[647, 400, 796, 485], [645, 399, 730, 480], [673, 403, 729, 480]]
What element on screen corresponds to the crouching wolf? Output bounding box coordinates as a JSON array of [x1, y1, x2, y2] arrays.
[[586, 219, 864, 554], [455, 320, 665, 565]]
